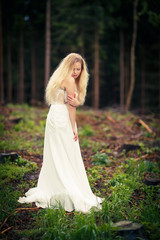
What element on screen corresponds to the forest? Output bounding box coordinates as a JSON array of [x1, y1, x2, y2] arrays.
[[0, 0, 160, 240], [0, 0, 160, 112]]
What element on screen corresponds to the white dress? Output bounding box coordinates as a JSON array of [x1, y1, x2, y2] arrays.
[[18, 88, 103, 213]]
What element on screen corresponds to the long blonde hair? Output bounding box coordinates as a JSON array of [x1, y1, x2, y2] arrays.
[[45, 53, 89, 105]]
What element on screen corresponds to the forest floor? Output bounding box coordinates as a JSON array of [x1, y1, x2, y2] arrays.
[[0, 104, 160, 240]]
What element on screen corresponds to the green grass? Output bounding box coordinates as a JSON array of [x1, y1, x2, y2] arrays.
[[0, 122, 4, 136], [0, 185, 20, 225], [0, 163, 34, 185], [20, 206, 115, 240], [91, 152, 111, 166], [15, 158, 160, 240], [0, 156, 38, 227], [79, 124, 94, 137], [0, 104, 46, 154], [0, 104, 160, 240]]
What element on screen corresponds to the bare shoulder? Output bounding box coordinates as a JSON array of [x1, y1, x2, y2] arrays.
[[60, 77, 75, 89], [66, 77, 75, 85], [65, 77, 75, 94]]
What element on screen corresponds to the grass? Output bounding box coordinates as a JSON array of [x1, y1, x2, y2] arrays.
[[0, 104, 46, 154], [91, 152, 111, 166], [79, 124, 95, 137], [15, 158, 160, 240], [0, 104, 160, 240], [0, 156, 38, 227]]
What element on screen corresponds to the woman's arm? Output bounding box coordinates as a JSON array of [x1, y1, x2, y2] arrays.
[[67, 94, 80, 107], [65, 77, 78, 141]]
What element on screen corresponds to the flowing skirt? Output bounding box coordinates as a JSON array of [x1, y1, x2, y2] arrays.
[[18, 104, 103, 213]]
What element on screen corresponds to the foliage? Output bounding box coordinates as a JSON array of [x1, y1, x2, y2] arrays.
[[0, 105, 160, 240], [0, 104, 46, 154], [0, 122, 4, 136], [80, 138, 90, 148], [0, 185, 20, 225], [17, 158, 159, 240], [92, 152, 111, 166], [79, 124, 94, 137], [0, 156, 37, 185], [2, 0, 160, 111], [0, 156, 38, 226]]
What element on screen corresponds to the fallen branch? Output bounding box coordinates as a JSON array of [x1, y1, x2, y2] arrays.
[[15, 207, 40, 211], [100, 149, 105, 153], [134, 154, 148, 161], [1, 226, 13, 234], [0, 207, 40, 230], [138, 119, 153, 133], [106, 114, 116, 123], [0, 211, 18, 230], [120, 211, 128, 220], [131, 196, 144, 200], [131, 131, 143, 139]]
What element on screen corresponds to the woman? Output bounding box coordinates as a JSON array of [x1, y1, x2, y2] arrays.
[[18, 53, 103, 213]]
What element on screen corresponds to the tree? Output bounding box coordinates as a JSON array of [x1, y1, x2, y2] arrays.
[[120, 30, 124, 113], [0, 0, 160, 112], [92, 1, 106, 109], [159, 40, 160, 112], [93, 26, 100, 109], [27, 0, 46, 103], [18, 29, 24, 103], [126, 0, 139, 111], [31, 39, 36, 105], [0, 0, 4, 104], [7, 26, 12, 102], [140, 46, 146, 114], [124, 42, 130, 102], [44, 0, 51, 88]]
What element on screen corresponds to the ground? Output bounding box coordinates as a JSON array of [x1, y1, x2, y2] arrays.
[[0, 104, 160, 240]]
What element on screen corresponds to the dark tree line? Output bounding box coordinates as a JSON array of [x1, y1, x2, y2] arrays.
[[0, 0, 160, 113]]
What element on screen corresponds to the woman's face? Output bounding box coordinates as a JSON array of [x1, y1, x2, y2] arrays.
[[71, 61, 82, 79]]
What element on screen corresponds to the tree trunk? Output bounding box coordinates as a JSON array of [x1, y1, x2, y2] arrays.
[[44, 0, 51, 88], [18, 30, 24, 103], [141, 46, 146, 115], [158, 42, 160, 113], [124, 41, 130, 102], [0, 0, 4, 104], [120, 30, 124, 113], [31, 40, 36, 105], [125, 0, 139, 111], [93, 26, 99, 109], [80, 28, 85, 57], [7, 30, 12, 102]]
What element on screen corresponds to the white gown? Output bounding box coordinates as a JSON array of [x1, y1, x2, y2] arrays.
[[18, 88, 103, 213]]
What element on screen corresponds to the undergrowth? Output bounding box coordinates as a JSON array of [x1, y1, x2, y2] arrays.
[[0, 156, 38, 226], [14, 158, 160, 240], [0, 104, 159, 240]]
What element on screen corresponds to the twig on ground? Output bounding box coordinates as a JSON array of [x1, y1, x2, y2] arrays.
[[1, 226, 13, 234], [120, 211, 128, 219], [106, 114, 116, 123], [134, 154, 148, 161], [138, 119, 153, 133], [15, 207, 40, 211], [0, 207, 40, 230], [131, 131, 143, 139], [0, 211, 18, 230]]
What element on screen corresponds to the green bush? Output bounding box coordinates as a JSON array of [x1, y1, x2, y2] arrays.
[[80, 138, 90, 148], [79, 125, 94, 137], [0, 122, 4, 136], [92, 152, 111, 166]]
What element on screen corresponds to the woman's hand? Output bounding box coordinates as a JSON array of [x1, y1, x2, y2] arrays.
[[73, 129, 78, 141], [67, 94, 80, 107]]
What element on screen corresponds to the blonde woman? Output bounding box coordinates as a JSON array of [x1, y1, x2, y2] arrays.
[[18, 53, 103, 213]]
